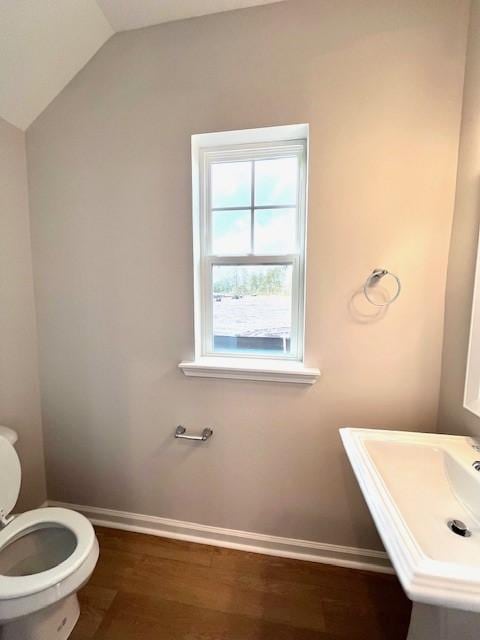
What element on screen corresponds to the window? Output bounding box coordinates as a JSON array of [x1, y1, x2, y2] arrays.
[[180, 125, 320, 384]]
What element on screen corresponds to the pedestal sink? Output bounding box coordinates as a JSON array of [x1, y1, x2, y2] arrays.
[[340, 428, 480, 640]]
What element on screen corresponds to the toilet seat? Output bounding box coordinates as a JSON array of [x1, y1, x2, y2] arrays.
[[0, 507, 96, 600]]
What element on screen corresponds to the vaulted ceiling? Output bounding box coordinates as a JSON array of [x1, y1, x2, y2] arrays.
[[0, 0, 286, 131], [97, 0, 286, 32]]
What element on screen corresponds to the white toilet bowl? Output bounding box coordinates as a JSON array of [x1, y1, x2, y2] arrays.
[[0, 427, 99, 640]]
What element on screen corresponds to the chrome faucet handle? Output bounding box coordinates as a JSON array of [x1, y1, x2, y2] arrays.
[[470, 438, 480, 452]]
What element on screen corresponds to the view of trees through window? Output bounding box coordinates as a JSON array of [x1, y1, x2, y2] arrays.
[[212, 265, 292, 356], [213, 264, 290, 297]]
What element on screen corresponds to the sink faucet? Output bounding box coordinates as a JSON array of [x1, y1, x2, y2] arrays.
[[470, 437, 480, 452]]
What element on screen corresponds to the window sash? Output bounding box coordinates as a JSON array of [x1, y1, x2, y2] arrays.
[[203, 142, 306, 257], [201, 255, 302, 360], [197, 138, 307, 362]]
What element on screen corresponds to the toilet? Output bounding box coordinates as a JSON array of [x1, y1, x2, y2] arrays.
[[0, 426, 99, 640]]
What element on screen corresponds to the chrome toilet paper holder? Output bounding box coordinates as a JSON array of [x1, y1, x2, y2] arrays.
[[175, 425, 213, 442]]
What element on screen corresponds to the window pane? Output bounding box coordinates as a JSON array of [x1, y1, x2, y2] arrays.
[[212, 210, 251, 255], [254, 208, 295, 254], [255, 157, 298, 206], [211, 161, 251, 209], [212, 264, 292, 356]]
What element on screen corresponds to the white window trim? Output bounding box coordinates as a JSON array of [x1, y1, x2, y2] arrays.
[[464, 229, 480, 415], [180, 124, 320, 384]]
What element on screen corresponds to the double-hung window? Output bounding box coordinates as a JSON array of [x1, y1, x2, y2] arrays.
[[181, 125, 319, 383]]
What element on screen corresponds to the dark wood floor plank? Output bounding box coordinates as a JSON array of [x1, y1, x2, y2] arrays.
[[89, 547, 144, 590], [211, 546, 388, 591], [95, 526, 214, 567], [322, 598, 411, 640], [72, 527, 411, 640], [102, 553, 327, 631], [94, 592, 335, 640], [69, 584, 117, 639]]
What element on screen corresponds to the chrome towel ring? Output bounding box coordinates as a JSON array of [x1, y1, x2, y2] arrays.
[[363, 269, 401, 307]]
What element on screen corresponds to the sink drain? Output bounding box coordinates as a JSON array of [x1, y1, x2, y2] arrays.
[[447, 519, 472, 537]]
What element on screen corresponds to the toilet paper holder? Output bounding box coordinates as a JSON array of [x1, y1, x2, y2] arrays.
[[175, 425, 213, 442]]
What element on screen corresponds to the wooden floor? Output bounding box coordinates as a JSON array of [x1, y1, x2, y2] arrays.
[[71, 527, 412, 640]]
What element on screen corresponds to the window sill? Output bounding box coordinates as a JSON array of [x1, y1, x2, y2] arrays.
[[178, 357, 321, 384]]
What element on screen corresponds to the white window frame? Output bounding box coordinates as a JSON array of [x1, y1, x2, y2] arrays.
[[465, 229, 480, 416], [180, 125, 320, 384]]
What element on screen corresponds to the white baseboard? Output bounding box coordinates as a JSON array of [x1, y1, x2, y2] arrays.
[[48, 500, 393, 574]]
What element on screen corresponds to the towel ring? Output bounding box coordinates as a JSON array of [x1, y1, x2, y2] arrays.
[[363, 269, 401, 307]]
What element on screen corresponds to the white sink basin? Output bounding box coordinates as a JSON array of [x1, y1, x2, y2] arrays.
[[341, 428, 480, 639]]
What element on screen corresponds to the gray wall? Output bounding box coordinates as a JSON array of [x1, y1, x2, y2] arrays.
[[27, 0, 468, 549], [0, 116, 46, 510], [438, 0, 480, 437]]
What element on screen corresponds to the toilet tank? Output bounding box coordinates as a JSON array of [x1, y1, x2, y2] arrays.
[[0, 427, 18, 445]]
